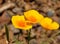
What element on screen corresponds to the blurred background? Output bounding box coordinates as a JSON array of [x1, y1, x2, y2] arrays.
[[0, 0, 60, 44]]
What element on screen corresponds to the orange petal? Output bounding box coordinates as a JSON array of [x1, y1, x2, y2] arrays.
[[50, 22, 59, 30], [27, 16, 37, 22], [11, 15, 32, 30], [11, 15, 25, 28], [17, 21, 26, 27], [40, 17, 52, 30], [24, 10, 44, 23]]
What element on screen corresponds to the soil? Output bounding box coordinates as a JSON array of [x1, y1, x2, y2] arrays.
[[0, 0, 60, 44]]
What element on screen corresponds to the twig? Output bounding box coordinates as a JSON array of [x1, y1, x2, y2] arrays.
[[0, 3, 15, 13]]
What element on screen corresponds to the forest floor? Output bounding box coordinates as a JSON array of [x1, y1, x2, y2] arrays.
[[0, 0, 60, 44]]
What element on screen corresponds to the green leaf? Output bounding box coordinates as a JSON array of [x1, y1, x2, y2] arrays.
[[14, 36, 24, 44], [15, 40, 21, 44], [5, 24, 9, 42], [27, 30, 31, 44]]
